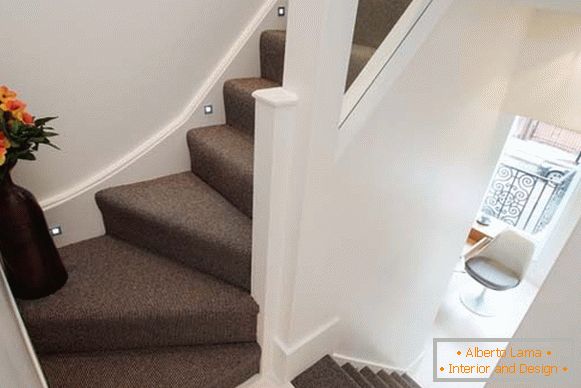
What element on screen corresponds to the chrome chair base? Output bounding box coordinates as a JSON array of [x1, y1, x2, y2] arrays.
[[460, 286, 497, 317]]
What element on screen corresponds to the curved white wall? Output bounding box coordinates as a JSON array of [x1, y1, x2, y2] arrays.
[[331, 1, 531, 367], [1, 0, 265, 203], [272, 0, 534, 371]]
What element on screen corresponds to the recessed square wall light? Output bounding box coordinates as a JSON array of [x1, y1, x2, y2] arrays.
[[277, 6, 286, 17], [204, 104, 213, 115], [50, 225, 63, 236]]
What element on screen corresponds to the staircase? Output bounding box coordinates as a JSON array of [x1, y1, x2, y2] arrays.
[[15, 2, 414, 387], [293, 356, 422, 388]]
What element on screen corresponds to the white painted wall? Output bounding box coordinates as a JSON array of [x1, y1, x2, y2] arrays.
[[0, 265, 45, 387], [257, 0, 534, 374], [3, 0, 265, 201], [487, 216, 581, 387], [505, 9, 581, 288], [334, 0, 531, 367], [1, 0, 285, 246]]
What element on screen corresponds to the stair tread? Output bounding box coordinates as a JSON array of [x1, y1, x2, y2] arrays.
[[224, 77, 279, 134], [360, 367, 389, 388], [187, 124, 253, 217], [402, 374, 422, 388], [259, 29, 376, 90], [342, 363, 375, 388], [388, 371, 411, 388], [40, 343, 260, 388], [377, 370, 405, 388], [18, 236, 258, 353], [293, 356, 359, 388], [96, 172, 252, 290]]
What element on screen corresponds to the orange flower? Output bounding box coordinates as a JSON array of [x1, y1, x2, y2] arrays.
[[21, 111, 34, 124], [0, 132, 10, 167], [0, 86, 17, 102], [0, 98, 27, 114], [0, 148, 7, 166]]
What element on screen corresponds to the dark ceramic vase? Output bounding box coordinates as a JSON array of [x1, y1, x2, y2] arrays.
[[0, 162, 67, 299]]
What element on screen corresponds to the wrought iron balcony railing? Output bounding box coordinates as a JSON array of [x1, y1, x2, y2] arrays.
[[481, 163, 575, 234]]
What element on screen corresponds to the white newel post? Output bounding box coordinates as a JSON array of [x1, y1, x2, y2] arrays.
[[252, 87, 299, 383], [252, 0, 359, 383]]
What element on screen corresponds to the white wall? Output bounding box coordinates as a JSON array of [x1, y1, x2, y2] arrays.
[[3, 0, 264, 201], [488, 216, 581, 387], [269, 0, 533, 371], [0, 266, 45, 387], [507, 9, 581, 288], [0, 0, 285, 246], [336, 0, 531, 367]]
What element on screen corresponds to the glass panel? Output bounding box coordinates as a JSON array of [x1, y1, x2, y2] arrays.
[[345, 0, 414, 90]]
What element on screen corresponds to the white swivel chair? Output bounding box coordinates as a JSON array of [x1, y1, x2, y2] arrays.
[[460, 229, 536, 317]]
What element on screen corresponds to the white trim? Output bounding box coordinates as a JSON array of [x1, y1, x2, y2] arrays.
[[272, 317, 341, 381], [253, 88, 298, 108], [237, 374, 294, 388], [332, 349, 426, 374], [274, 317, 339, 356], [39, 0, 280, 211]]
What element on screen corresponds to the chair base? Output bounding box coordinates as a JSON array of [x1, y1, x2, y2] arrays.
[[460, 286, 497, 317]]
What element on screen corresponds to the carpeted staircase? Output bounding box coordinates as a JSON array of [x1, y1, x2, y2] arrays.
[[292, 356, 422, 388], [15, 2, 413, 387]]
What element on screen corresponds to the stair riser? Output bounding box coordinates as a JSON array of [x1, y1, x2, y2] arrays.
[[96, 200, 251, 291], [40, 344, 261, 388], [260, 31, 285, 84], [391, 372, 413, 388], [26, 313, 257, 354], [187, 130, 253, 217], [342, 363, 375, 388], [360, 368, 389, 388], [224, 81, 259, 135], [378, 370, 405, 388]]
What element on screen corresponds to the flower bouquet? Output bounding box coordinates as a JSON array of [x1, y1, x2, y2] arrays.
[[0, 85, 59, 178], [0, 85, 67, 299]]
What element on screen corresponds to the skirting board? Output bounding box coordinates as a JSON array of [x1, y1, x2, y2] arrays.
[[332, 349, 426, 374], [237, 374, 294, 388], [272, 317, 341, 382]]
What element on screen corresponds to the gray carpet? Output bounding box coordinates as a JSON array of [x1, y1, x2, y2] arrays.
[[188, 124, 254, 217], [294, 357, 422, 388], [18, 236, 258, 354], [41, 343, 260, 388], [353, 0, 414, 48], [343, 363, 374, 388], [378, 370, 404, 388], [259, 30, 377, 90], [96, 172, 252, 291], [17, 2, 414, 386], [224, 78, 279, 134], [260, 30, 286, 85], [292, 356, 359, 388], [361, 367, 389, 388]]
